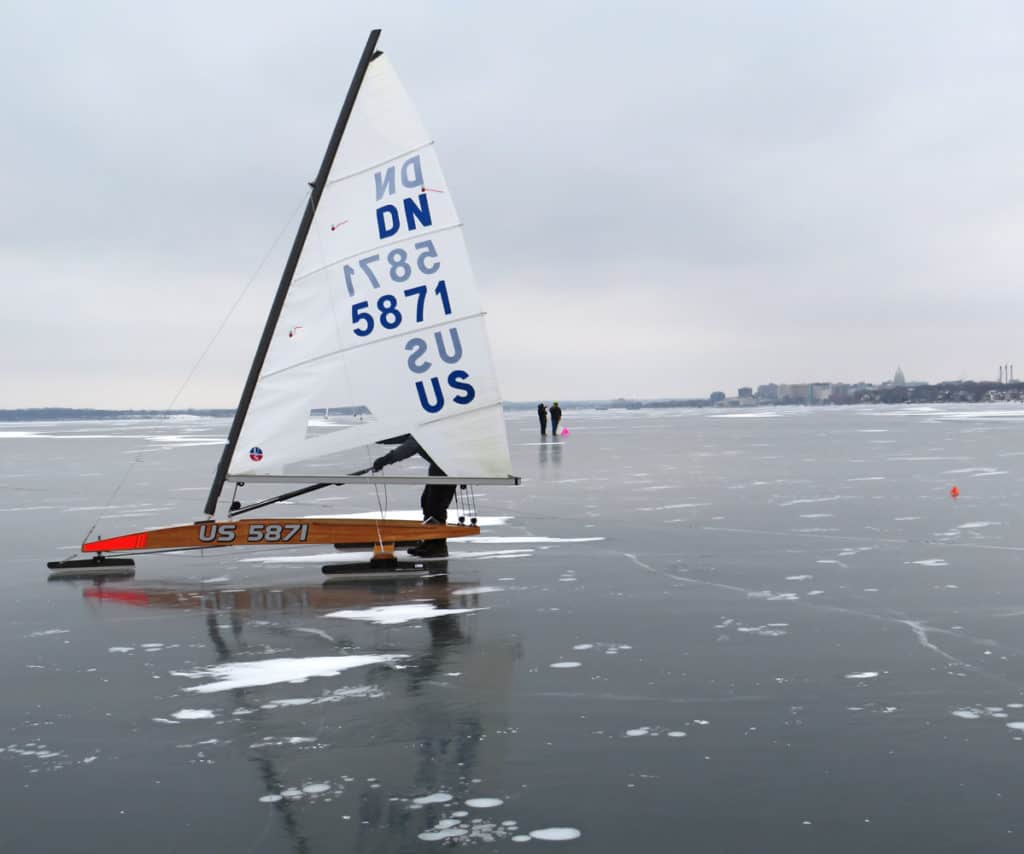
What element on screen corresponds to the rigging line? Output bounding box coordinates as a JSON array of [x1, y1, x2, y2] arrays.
[[78, 190, 311, 548]]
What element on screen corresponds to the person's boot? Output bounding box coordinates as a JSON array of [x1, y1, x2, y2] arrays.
[[407, 517, 441, 554], [408, 538, 448, 558]]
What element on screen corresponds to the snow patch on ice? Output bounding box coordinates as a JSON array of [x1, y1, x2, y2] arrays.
[[173, 655, 405, 693], [465, 798, 504, 808], [466, 536, 603, 544], [530, 828, 582, 841], [451, 586, 505, 596], [780, 496, 842, 507], [171, 708, 216, 720], [325, 603, 484, 625], [413, 792, 454, 805]]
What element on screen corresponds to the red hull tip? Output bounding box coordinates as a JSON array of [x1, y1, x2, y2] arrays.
[[83, 532, 148, 553]]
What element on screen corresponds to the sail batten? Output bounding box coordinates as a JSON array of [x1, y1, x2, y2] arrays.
[[323, 141, 436, 189], [259, 310, 488, 382], [224, 46, 513, 487]]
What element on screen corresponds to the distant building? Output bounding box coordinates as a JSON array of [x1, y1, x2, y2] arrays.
[[778, 383, 810, 404], [709, 391, 726, 403], [893, 366, 906, 386], [811, 383, 832, 403], [756, 383, 778, 402], [738, 387, 753, 399]]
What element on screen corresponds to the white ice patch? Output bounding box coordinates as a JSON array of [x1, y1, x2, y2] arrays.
[[909, 559, 948, 567], [799, 514, 833, 519], [780, 496, 842, 507], [450, 586, 505, 596], [466, 536, 603, 544], [709, 412, 780, 418], [952, 710, 980, 719], [259, 686, 384, 709], [458, 549, 534, 560], [736, 624, 789, 637], [465, 798, 504, 808], [848, 476, 885, 481], [28, 629, 69, 637], [958, 521, 1000, 529], [419, 828, 468, 842], [844, 672, 880, 680], [748, 591, 798, 601], [325, 603, 484, 625], [550, 662, 582, 669], [572, 644, 594, 651], [786, 575, 812, 581], [638, 502, 711, 512], [413, 792, 454, 805], [251, 737, 318, 747], [173, 655, 405, 693], [171, 709, 217, 720], [305, 510, 511, 526], [530, 828, 582, 841]]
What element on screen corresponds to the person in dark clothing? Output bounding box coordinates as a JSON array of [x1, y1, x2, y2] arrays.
[[537, 402, 548, 435], [372, 435, 454, 558], [550, 401, 562, 434]]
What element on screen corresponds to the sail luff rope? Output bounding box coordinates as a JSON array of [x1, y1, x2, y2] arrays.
[[77, 191, 310, 550]]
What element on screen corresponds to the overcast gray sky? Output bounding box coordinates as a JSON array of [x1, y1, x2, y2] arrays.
[[3, 1, 1023, 407]]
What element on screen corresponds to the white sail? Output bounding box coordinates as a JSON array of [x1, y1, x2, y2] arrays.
[[227, 53, 513, 483]]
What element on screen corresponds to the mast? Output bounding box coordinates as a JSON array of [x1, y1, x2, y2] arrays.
[[203, 29, 382, 517]]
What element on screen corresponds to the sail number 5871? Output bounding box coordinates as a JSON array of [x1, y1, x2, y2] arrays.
[[352, 281, 452, 338]]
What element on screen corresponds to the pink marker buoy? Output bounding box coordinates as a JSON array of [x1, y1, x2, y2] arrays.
[[560, 427, 569, 436]]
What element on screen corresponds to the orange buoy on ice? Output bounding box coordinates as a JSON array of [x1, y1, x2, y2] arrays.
[[950, 485, 960, 499]]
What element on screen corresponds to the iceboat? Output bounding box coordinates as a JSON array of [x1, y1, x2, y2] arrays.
[[48, 30, 519, 572]]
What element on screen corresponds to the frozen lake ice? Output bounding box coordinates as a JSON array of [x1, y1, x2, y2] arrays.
[[4, 404, 1024, 851]]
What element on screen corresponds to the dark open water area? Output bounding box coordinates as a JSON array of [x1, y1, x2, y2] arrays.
[[4, 405, 1024, 852]]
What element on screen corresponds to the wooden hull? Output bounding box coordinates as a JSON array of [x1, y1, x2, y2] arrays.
[[82, 518, 478, 554]]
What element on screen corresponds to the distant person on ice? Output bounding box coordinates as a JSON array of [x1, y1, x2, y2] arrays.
[[550, 402, 562, 434], [372, 435, 454, 558], [537, 402, 548, 435]]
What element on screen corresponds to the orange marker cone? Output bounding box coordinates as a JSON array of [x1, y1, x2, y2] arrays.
[[950, 485, 960, 499]]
